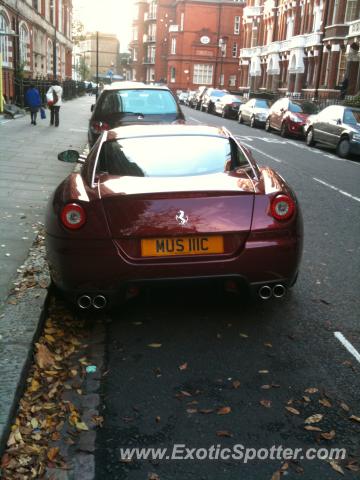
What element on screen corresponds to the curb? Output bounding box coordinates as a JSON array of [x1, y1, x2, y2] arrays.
[[0, 234, 50, 456]]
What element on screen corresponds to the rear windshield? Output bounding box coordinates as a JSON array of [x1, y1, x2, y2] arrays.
[[344, 109, 360, 124], [98, 136, 248, 177], [289, 101, 318, 114], [255, 99, 270, 108], [98, 89, 178, 116]]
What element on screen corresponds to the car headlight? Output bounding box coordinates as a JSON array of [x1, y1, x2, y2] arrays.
[[289, 114, 303, 123], [352, 133, 360, 142]]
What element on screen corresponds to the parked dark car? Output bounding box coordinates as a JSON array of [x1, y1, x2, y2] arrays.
[[214, 94, 244, 119], [88, 81, 185, 146], [46, 124, 302, 309], [265, 98, 318, 137], [305, 105, 360, 158], [238, 98, 271, 127], [201, 88, 228, 114]]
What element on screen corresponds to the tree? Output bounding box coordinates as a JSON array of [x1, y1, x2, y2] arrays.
[[72, 19, 86, 45], [76, 55, 90, 81]]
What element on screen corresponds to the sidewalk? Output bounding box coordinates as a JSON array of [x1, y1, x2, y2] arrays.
[[0, 95, 94, 452], [0, 95, 93, 305]]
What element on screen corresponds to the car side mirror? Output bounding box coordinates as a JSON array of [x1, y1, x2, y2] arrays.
[[58, 150, 86, 164], [91, 104, 95, 112]]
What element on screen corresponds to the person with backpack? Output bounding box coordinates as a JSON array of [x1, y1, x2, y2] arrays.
[[25, 84, 42, 125], [46, 80, 63, 127]]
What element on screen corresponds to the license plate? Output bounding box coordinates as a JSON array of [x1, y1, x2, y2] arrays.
[[141, 235, 224, 257]]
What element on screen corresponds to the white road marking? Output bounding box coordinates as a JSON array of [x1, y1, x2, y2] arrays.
[[313, 177, 360, 202], [239, 141, 282, 163], [188, 116, 202, 124], [0, 120, 12, 125], [69, 128, 88, 132], [334, 332, 360, 364]]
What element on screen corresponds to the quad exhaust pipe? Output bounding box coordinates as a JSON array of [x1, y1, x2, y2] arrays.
[[77, 294, 107, 310], [258, 284, 286, 300]]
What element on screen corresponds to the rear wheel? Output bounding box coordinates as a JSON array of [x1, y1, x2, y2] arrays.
[[280, 122, 288, 137], [337, 137, 351, 158], [250, 116, 256, 128], [207, 104, 213, 114], [238, 113, 243, 124], [306, 127, 315, 147], [265, 118, 271, 131]]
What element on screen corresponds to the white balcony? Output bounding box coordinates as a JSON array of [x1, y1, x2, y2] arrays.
[[348, 19, 360, 37], [169, 25, 179, 33], [243, 6, 262, 18]]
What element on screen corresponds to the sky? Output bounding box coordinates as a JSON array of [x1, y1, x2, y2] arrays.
[[73, 0, 135, 52]]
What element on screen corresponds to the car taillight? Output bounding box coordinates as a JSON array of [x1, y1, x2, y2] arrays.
[[91, 121, 110, 134], [270, 194, 295, 221], [60, 203, 86, 229]]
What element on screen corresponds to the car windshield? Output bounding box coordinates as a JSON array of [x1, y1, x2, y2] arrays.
[[98, 136, 245, 177], [98, 89, 178, 115], [255, 99, 270, 108], [212, 90, 227, 97], [289, 101, 318, 114], [344, 109, 360, 125]]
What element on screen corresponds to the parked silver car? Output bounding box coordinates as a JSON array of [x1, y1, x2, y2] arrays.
[[238, 98, 271, 128]]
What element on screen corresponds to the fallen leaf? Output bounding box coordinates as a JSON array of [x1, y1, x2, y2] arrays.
[[239, 333, 248, 338], [180, 390, 192, 397], [75, 422, 89, 431], [304, 414, 323, 424], [92, 416, 104, 427], [148, 343, 162, 348], [217, 406, 231, 415], [199, 408, 214, 414], [29, 378, 41, 392], [260, 399, 272, 408], [148, 474, 160, 480], [232, 380, 241, 389], [47, 447, 59, 462], [285, 406, 300, 415], [303, 396, 311, 403], [329, 460, 344, 475], [258, 370, 269, 374], [349, 415, 360, 423], [319, 398, 332, 408], [186, 408, 197, 414], [305, 388, 318, 394], [346, 460, 360, 472], [35, 343, 54, 369], [264, 342, 273, 348], [179, 362, 188, 371], [261, 385, 272, 390], [155, 416, 161, 423], [340, 402, 350, 412], [216, 430, 233, 438], [30, 418, 39, 429], [304, 425, 322, 431], [321, 430, 336, 440]]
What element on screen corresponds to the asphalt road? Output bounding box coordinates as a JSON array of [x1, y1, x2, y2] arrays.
[[93, 106, 360, 479]]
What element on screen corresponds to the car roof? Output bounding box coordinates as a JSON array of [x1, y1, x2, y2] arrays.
[[106, 124, 229, 141], [103, 81, 171, 92]]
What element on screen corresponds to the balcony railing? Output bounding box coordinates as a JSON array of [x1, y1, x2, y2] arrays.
[[348, 19, 360, 37], [143, 34, 156, 43], [143, 57, 155, 64]]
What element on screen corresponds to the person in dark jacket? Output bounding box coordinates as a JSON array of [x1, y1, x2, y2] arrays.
[[25, 84, 42, 125]]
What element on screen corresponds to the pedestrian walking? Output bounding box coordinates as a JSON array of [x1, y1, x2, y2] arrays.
[[46, 80, 63, 127], [25, 84, 42, 125]]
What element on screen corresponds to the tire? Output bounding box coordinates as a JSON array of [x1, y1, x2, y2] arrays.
[[306, 127, 315, 147], [280, 122, 288, 138], [250, 116, 256, 128], [265, 118, 271, 131], [238, 113, 243, 124], [336, 137, 351, 158], [207, 104, 213, 114]]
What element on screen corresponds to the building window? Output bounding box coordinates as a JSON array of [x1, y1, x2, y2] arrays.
[[58, 0, 63, 33], [148, 23, 156, 41], [180, 12, 184, 31], [324, 48, 331, 85], [170, 66, 176, 83], [251, 28, 257, 47], [33, 0, 38, 10], [345, 0, 358, 22], [234, 16, 240, 34], [133, 26, 138, 41], [19, 24, 29, 66], [171, 37, 176, 54], [313, 4, 322, 32], [219, 73, 224, 85], [337, 48, 347, 85], [133, 48, 138, 61], [267, 27, 273, 44], [232, 42, 238, 58], [286, 17, 294, 39], [229, 74, 236, 86], [149, 1, 157, 19], [332, 0, 339, 24], [193, 64, 213, 84], [0, 13, 10, 65], [50, 0, 54, 24], [47, 38, 53, 72]]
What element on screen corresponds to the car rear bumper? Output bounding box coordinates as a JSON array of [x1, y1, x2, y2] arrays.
[[287, 122, 305, 137], [46, 233, 302, 305], [350, 141, 360, 156]]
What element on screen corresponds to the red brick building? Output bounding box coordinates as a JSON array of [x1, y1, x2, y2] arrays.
[[0, 0, 73, 102], [238, 0, 360, 98], [129, 0, 246, 91]]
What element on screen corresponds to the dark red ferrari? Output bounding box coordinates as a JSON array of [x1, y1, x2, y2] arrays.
[[45, 124, 303, 309]]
